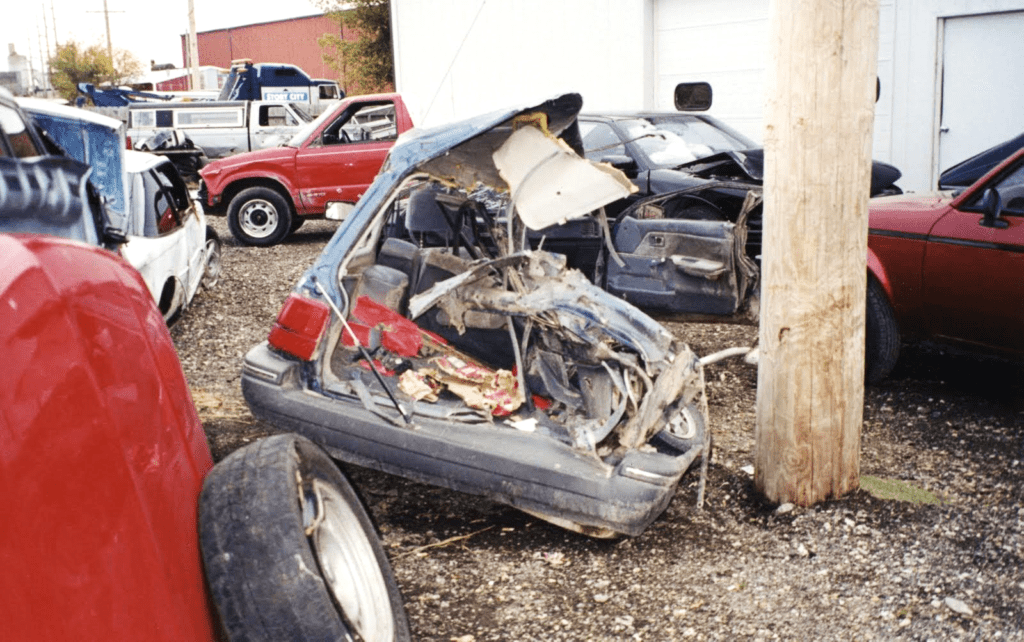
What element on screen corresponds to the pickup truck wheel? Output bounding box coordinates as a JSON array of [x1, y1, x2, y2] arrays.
[[227, 187, 293, 247], [290, 216, 305, 234], [199, 434, 411, 642], [865, 277, 900, 384]]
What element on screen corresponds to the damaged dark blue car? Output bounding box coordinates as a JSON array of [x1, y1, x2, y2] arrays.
[[241, 94, 722, 537]]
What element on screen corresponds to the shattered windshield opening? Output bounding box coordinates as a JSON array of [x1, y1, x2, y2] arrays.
[[624, 117, 753, 169], [289, 103, 313, 123], [286, 106, 334, 147]]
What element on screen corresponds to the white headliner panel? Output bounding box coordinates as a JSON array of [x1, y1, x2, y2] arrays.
[[493, 126, 636, 230]]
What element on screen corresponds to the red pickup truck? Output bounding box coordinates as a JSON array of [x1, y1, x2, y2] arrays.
[[199, 93, 414, 246]]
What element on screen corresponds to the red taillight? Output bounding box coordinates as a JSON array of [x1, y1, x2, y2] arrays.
[[268, 294, 331, 361], [125, 135, 132, 150]]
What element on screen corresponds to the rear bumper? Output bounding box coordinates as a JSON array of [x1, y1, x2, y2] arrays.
[[241, 342, 698, 537]]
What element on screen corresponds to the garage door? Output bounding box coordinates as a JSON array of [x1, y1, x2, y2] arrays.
[[938, 11, 1024, 173], [652, 0, 770, 142]]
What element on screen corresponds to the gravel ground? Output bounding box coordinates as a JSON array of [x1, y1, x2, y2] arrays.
[[173, 216, 1024, 641]]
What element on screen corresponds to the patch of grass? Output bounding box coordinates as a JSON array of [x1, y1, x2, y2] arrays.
[[860, 475, 942, 505]]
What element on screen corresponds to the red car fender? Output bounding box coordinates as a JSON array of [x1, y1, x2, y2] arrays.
[[1, 235, 218, 641], [201, 151, 300, 210], [866, 246, 893, 302]]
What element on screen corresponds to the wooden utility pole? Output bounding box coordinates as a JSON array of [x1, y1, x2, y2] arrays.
[[755, 0, 880, 505], [102, 0, 113, 64], [86, 2, 122, 65], [42, 8, 51, 91], [188, 0, 200, 91], [51, 1, 59, 48]]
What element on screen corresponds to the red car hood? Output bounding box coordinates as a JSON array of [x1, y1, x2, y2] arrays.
[[201, 145, 297, 175], [869, 191, 953, 235]]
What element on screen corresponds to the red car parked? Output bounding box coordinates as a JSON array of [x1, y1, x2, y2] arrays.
[[865, 147, 1024, 382], [199, 93, 415, 247], [0, 233, 409, 641]]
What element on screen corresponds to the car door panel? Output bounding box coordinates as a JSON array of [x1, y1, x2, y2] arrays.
[[295, 101, 398, 212], [922, 156, 1024, 354], [295, 142, 392, 211], [607, 216, 742, 315], [923, 211, 1024, 353]]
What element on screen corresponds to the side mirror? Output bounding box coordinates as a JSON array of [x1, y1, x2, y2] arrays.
[[674, 82, 713, 112], [980, 188, 1009, 229], [601, 154, 638, 175]]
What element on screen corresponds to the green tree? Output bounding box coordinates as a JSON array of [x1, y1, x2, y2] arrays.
[[49, 41, 143, 103], [316, 0, 394, 95]]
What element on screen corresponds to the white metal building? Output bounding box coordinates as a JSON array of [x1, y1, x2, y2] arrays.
[[391, 0, 1024, 193]]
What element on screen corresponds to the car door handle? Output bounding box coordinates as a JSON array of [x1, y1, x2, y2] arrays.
[[670, 255, 727, 279]]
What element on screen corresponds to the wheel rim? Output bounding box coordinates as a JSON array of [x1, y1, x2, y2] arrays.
[[238, 199, 279, 239], [667, 404, 700, 440], [202, 238, 222, 288], [305, 479, 396, 641]]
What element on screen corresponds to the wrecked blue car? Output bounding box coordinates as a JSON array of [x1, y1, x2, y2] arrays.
[[241, 94, 716, 537]]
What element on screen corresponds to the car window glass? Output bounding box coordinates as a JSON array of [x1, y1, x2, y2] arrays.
[[288, 103, 313, 123], [992, 163, 1024, 216], [131, 110, 156, 128], [140, 170, 161, 235], [0, 104, 42, 158], [623, 119, 705, 168], [963, 161, 1024, 216], [259, 105, 298, 127], [175, 109, 241, 127], [286, 105, 335, 147], [580, 121, 625, 161], [142, 169, 180, 235], [651, 117, 753, 157], [153, 161, 191, 215], [321, 102, 398, 146]]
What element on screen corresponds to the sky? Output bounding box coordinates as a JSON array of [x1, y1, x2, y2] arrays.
[[2, 0, 321, 75]]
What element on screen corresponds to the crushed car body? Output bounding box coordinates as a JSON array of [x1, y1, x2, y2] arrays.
[[242, 94, 713, 537]]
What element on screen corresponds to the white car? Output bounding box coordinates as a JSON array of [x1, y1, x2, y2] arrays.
[[121, 150, 221, 323]]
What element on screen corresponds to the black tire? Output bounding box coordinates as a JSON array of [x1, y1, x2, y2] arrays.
[[651, 402, 707, 454], [199, 434, 411, 642], [865, 277, 900, 384], [227, 186, 293, 247], [201, 226, 222, 289], [289, 216, 306, 234]]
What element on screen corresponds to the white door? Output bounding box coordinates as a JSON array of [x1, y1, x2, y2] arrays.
[[938, 11, 1024, 173]]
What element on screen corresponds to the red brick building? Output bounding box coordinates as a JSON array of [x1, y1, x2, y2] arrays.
[[181, 14, 357, 83]]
